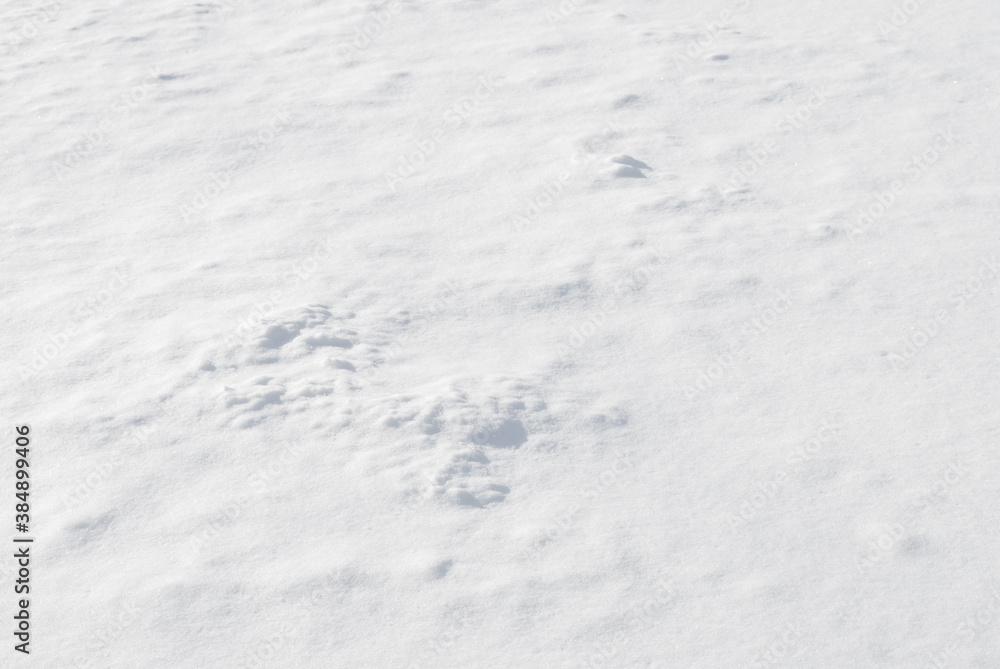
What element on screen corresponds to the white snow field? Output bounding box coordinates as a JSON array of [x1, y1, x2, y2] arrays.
[[3, 0, 1000, 666]]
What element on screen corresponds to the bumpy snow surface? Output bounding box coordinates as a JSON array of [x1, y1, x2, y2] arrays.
[[4, 0, 1000, 667]]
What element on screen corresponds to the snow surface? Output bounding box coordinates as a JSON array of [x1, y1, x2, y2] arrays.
[[3, 0, 1000, 667]]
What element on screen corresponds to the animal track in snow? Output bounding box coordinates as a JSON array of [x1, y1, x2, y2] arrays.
[[199, 304, 557, 510], [253, 305, 358, 356], [470, 418, 528, 448], [365, 378, 548, 510], [196, 305, 366, 427], [613, 94, 641, 109], [607, 154, 652, 178], [424, 448, 511, 508]]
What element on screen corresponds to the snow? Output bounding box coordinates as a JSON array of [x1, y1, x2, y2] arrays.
[[3, 0, 1000, 666]]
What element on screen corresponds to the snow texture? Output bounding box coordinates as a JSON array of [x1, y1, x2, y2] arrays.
[[3, 0, 1000, 667]]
